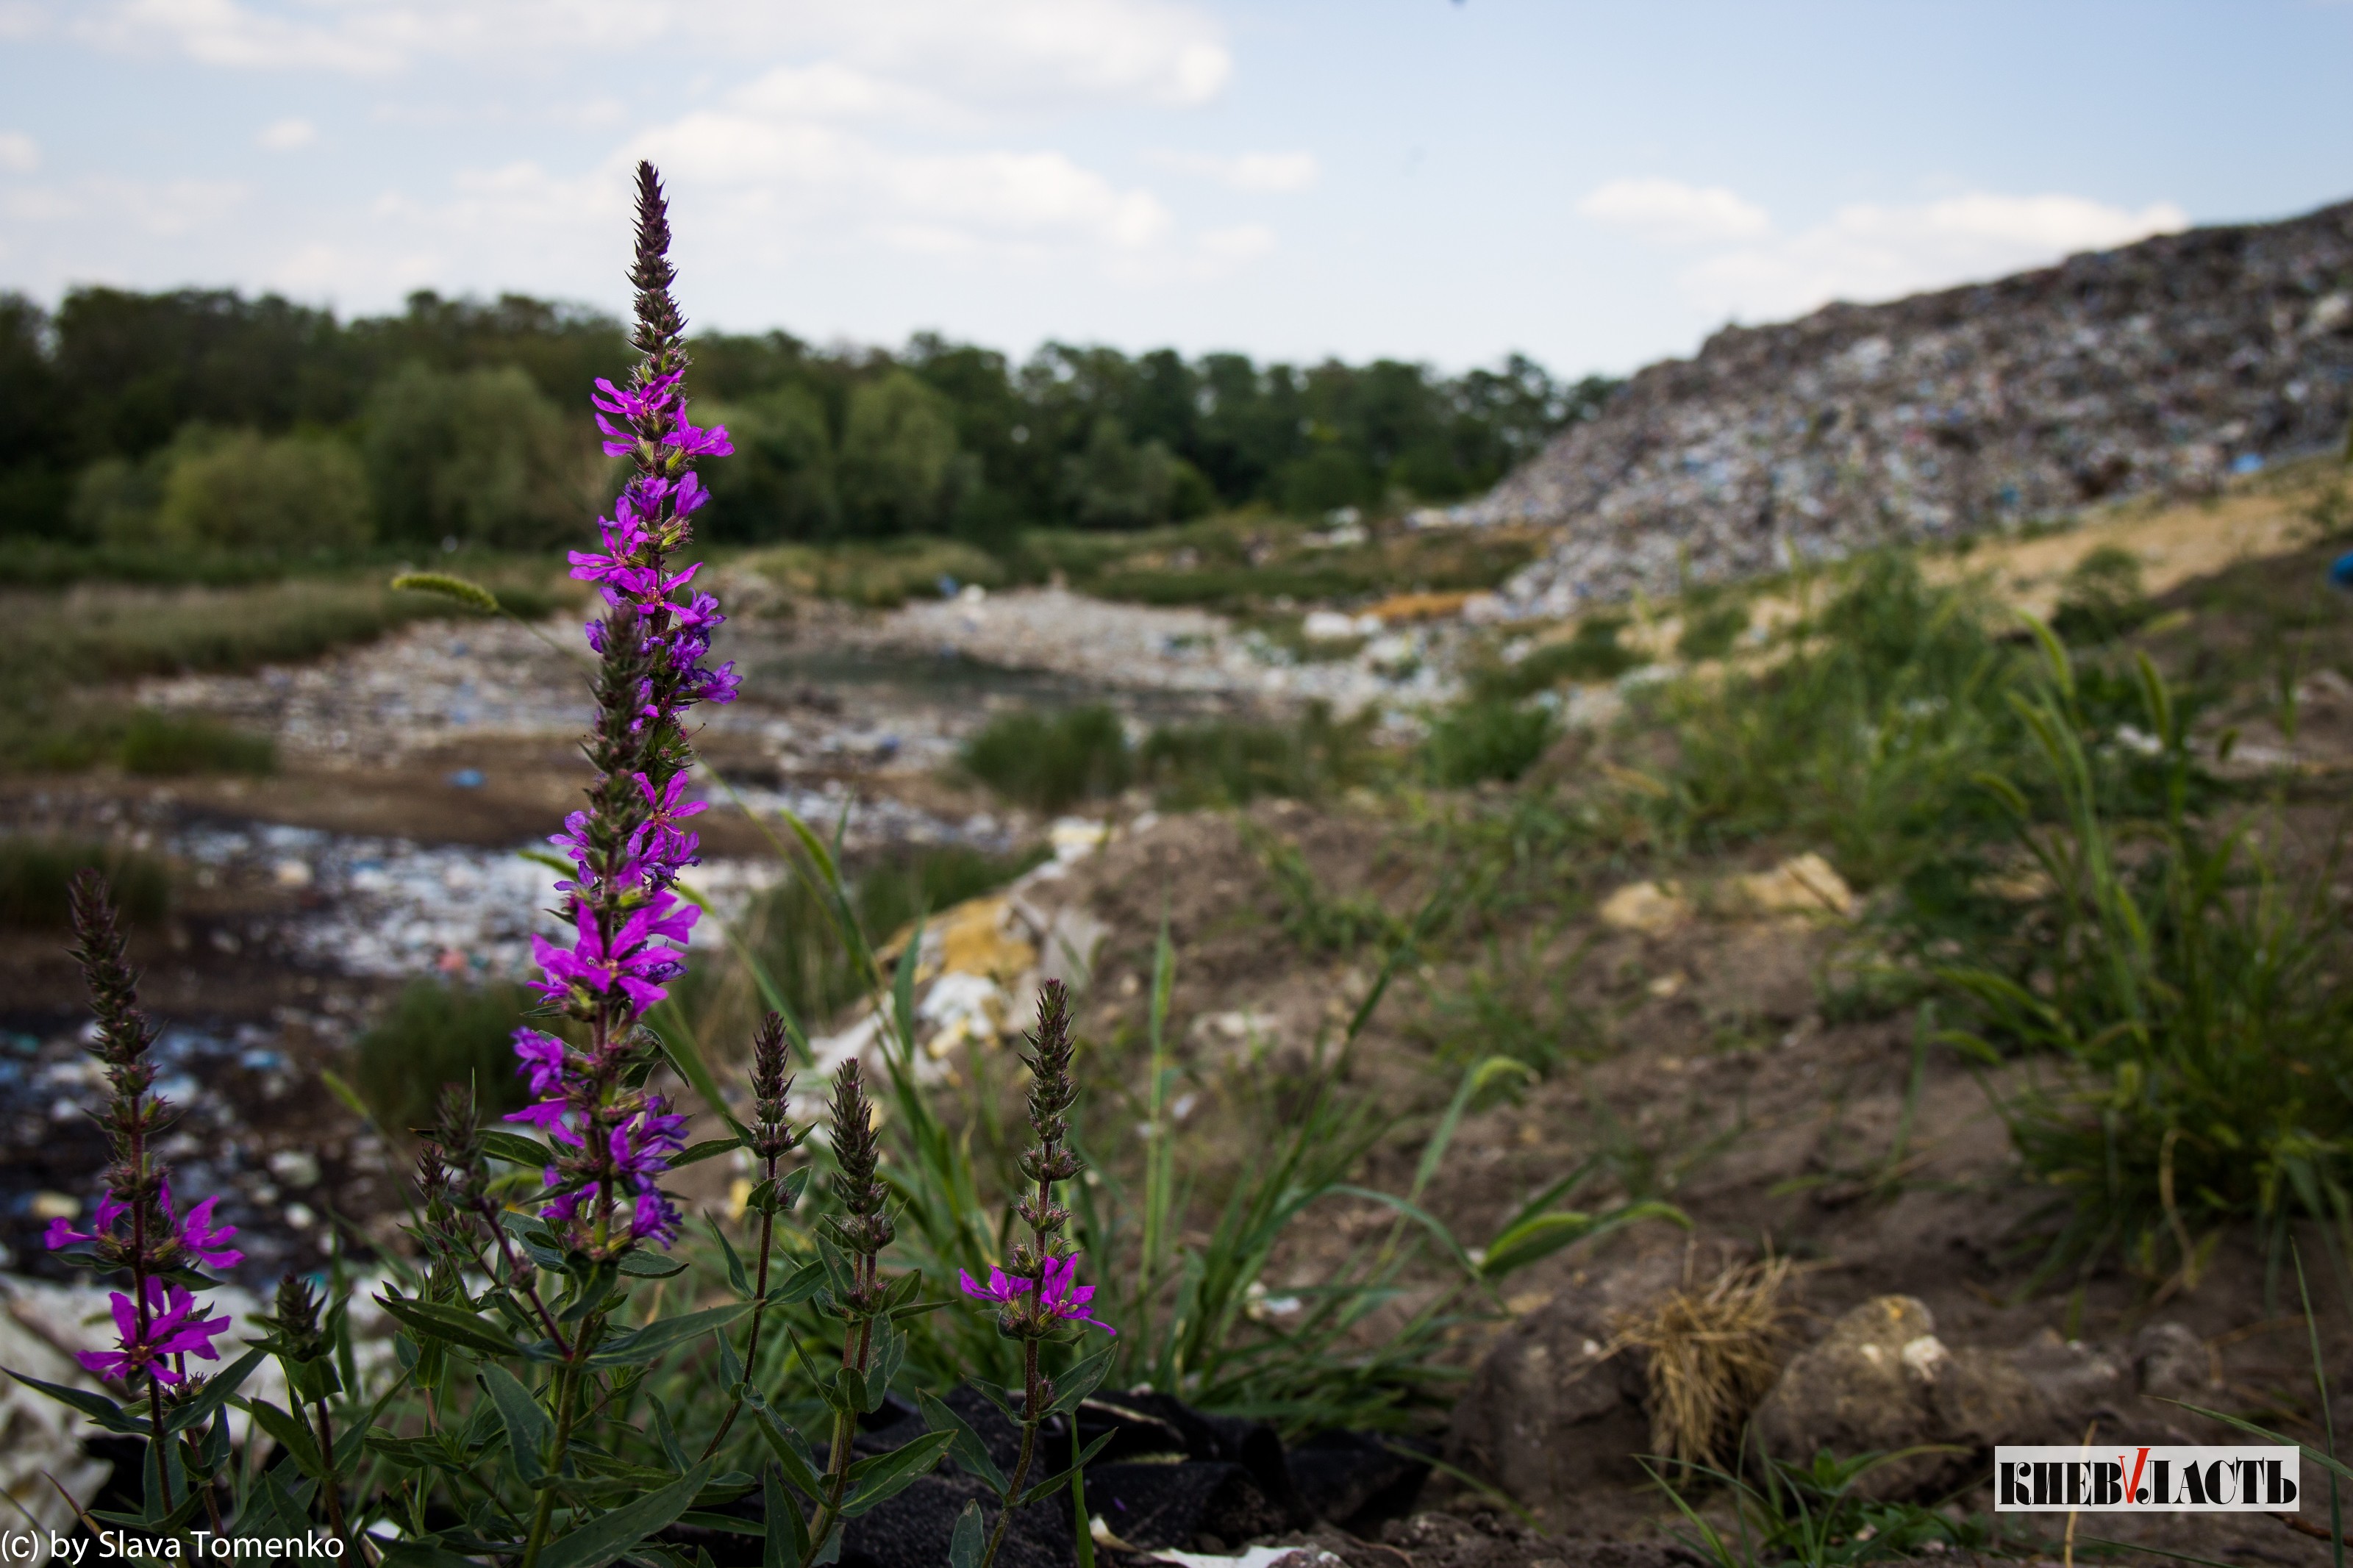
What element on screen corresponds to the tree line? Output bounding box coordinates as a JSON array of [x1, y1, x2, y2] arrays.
[[0, 287, 1615, 552]]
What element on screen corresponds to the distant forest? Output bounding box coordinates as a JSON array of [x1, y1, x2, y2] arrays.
[[0, 287, 1615, 552]]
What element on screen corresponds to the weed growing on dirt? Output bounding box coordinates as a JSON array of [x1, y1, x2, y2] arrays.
[[962, 704, 1133, 811], [1475, 614, 1641, 698], [1649, 1442, 1994, 1567], [348, 976, 541, 1136], [1140, 703, 1382, 807], [2050, 543, 2154, 646], [1943, 631, 2353, 1295], [0, 838, 171, 927], [1423, 697, 1557, 786], [1676, 596, 1752, 662], [118, 708, 276, 774]]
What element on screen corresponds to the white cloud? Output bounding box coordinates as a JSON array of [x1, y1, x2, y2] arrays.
[[256, 116, 313, 150], [729, 62, 965, 129], [1682, 191, 2189, 320], [1151, 149, 1318, 193], [1578, 177, 1769, 244], [75, 0, 1232, 110], [0, 132, 37, 171]]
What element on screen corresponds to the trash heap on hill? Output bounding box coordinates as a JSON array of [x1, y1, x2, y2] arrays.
[[1438, 198, 2353, 619]]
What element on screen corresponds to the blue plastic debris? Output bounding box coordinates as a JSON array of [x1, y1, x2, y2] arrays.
[[447, 767, 486, 789], [2331, 552, 2353, 592], [2230, 452, 2265, 475]]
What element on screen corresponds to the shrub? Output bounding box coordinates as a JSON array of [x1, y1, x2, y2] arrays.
[[2050, 543, 2153, 645], [961, 704, 1132, 811], [1676, 598, 1750, 661], [117, 708, 274, 775], [1423, 697, 1557, 786], [837, 370, 971, 535], [0, 840, 169, 928], [348, 977, 540, 1137]]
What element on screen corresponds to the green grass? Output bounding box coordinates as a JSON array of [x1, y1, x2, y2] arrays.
[[348, 978, 543, 1138], [1943, 634, 2353, 1297], [746, 536, 1008, 608], [1422, 698, 1557, 787], [960, 705, 1133, 812], [1476, 615, 1643, 698], [0, 840, 171, 928], [1138, 704, 1382, 808], [118, 709, 275, 774]]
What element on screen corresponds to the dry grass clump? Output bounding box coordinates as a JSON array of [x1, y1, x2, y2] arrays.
[[1610, 1254, 1793, 1469]]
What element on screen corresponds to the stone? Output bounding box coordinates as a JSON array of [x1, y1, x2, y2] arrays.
[[2134, 1320, 2215, 1403], [1723, 853, 1854, 920], [1752, 1295, 1946, 1494], [1597, 881, 1691, 937]]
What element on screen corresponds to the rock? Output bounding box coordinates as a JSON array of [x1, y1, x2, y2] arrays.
[[1597, 881, 1691, 937], [1752, 1295, 1947, 1495], [1755, 1298, 2146, 1498], [2135, 1320, 2215, 1403], [1723, 853, 1854, 920], [1449, 1243, 1745, 1520]]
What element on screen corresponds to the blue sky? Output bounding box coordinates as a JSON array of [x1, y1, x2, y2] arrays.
[[1, 1, 2347, 377]]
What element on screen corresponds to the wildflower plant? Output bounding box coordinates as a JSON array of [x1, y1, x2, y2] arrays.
[[1, 163, 986, 1565]]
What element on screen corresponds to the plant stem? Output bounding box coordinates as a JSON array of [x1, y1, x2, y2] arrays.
[[518, 1361, 582, 1568], [314, 1396, 349, 1547], [698, 1189, 776, 1459], [979, 1340, 1043, 1568]]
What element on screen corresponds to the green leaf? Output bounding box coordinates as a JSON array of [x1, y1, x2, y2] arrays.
[[376, 1295, 525, 1358], [917, 1392, 1005, 1491], [776, 1167, 813, 1211], [318, 1067, 374, 1125], [948, 1501, 985, 1568], [815, 1236, 857, 1303], [164, 1347, 267, 1434], [761, 1465, 804, 1568], [750, 1405, 826, 1500], [776, 1260, 827, 1305], [587, 1301, 751, 1367], [1017, 1431, 1118, 1507], [1045, 1346, 1115, 1419], [479, 1129, 555, 1168], [538, 1461, 713, 1568], [839, 1431, 954, 1517], [243, 1397, 326, 1481], [479, 1364, 551, 1483], [381, 1543, 488, 1568], [708, 1218, 751, 1297], [675, 1137, 742, 1169], [1478, 1200, 1688, 1279], [5, 1367, 146, 1435], [619, 1251, 689, 1279]]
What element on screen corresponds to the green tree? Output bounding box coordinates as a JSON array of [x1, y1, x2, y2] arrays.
[[700, 384, 839, 542], [362, 362, 588, 547], [150, 426, 373, 550], [1062, 416, 1213, 529], [837, 369, 970, 535]]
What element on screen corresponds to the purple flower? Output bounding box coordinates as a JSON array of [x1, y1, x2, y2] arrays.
[[513, 1028, 568, 1098], [663, 418, 733, 459], [959, 1256, 1115, 1335], [528, 899, 696, 1014], [1037, 1254, 1115, 1335], [43, 1179, 242, 1272], [959, 1265, 1032, 1306], [77, 1281, 229, 1385]]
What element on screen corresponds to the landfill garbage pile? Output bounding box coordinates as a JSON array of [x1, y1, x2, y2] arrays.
[[1438, 198, 2353, 618]]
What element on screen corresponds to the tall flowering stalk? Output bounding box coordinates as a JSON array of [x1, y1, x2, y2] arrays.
[[29, 870, 245, 1526], [506, 158, 735, 1261], [954, 981, 1117, 1568]]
